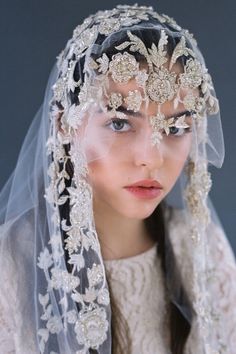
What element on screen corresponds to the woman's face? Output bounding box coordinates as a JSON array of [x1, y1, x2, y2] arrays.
[[85, 78, 194, 220]]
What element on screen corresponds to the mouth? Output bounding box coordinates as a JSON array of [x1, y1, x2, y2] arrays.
[[125, 179, 163, 188], [124, 179, 163, 200]]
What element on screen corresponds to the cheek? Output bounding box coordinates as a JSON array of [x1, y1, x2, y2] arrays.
[[87, 157, 118, 195], [164, 136, 192, 183]]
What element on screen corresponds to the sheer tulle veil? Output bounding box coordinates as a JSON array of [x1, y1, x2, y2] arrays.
[[0, 4, 232, 354]]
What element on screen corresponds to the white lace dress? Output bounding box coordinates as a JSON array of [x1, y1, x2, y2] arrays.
[[104, 241, 171, 353], [0, 209, 236, 353]]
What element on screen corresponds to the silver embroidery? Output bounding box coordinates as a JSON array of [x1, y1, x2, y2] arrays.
[[99, 18, 121, 35], [96, 53, 110, 74], [108, 92, 123, 110], [146, 68, 177, 104], [51, 268, 80, 293], [148, 30, 168, 68], [169, 36, 195, 69], [124, 90, 142, 112], [179, 58, 203, 89], [109, 52, 139, 83], [183, 94, 206, 113], [75, 307, 109, 349]]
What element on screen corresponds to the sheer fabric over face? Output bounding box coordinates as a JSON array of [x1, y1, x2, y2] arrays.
[[0, 4, 235, 354]]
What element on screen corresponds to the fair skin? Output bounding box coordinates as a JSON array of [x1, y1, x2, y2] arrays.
[[85, 78, 194, 260]]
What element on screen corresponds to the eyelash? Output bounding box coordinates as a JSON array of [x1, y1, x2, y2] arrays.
[[106, 118, 192, 136], [105, 119, 132, 132]]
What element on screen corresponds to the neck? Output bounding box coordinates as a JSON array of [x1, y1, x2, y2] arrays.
[[93, 201, 156, 261]]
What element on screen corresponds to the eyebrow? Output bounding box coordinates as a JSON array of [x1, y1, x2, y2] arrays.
[[109, 105, 193, 119]]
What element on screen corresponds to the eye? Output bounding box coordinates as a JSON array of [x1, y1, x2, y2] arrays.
[[168, 126, 191, 136], [106, 118, 132, 132]]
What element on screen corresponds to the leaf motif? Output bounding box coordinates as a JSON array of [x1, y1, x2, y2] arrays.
[[169, 37, 195, 69], [96, 54, 110, 74], [39, 339, 45, 353], [115, 41, 131, 51], [39, 293, 49, 307], [40, 304, 52, 320], [158, 30, 168, 50], [148, 42, 167, 68], [38, 328, 49, 342], [58, 178, 65, 195], [88, 58, 99, 70], [57, 195, 69, 205], [71, 292, 84, 304], [175, 115, 189, 128], [127, 31, 153, 69], [61, 219, 71, 232]]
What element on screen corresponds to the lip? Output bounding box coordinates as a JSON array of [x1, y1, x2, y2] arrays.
[[124, 179, 163, 200], [126, 179, 163, 189]]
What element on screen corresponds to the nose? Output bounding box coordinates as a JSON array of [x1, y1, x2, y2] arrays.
[[133, 136, 164, 170]]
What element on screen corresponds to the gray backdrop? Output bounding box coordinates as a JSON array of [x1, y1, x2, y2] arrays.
[[1, 0, 235, 252]]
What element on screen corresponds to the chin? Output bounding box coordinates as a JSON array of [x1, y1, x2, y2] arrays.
[[117, 202, 159, 220]]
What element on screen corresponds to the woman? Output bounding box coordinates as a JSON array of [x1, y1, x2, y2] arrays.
[[0, 4, 235, 354]]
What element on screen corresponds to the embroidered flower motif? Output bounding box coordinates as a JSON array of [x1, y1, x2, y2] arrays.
[[87, 263, 104, 287], [66, 310, 78, 324], [124, 90, 142, 112], [46, 316, 63, 334], [49, 233, 65, 261], [179, 59, 203, 89], [51, 268, 80, 292], [63, 224, 82, 255], [99, 18, 121, 35], [83, 288, 97, 303], [75, 307, 109, 349], [68, 254, 85, 271], [68, 181, 93, 227], [37, 248, 53, 270], [146, 68, 177, 104], [97, 288, 110, 306], [109, 52, 139, 83], [183, 94, 205, 113], [108, 92, 123, 110]]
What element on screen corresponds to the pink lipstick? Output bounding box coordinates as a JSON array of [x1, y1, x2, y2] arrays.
[[124, 179, 163, 200]]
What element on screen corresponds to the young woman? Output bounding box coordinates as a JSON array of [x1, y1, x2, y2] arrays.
[[0, 4, 235, 354]]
